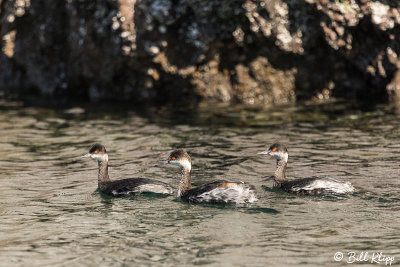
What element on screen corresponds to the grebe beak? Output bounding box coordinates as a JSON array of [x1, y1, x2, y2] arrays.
[[81, 153, 91, 158], [160, 160, 169, 164], [257, 151, 269, 155]]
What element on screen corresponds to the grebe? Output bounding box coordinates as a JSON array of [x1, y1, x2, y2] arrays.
[[82, 144, 173, 196], [165, 149, 257, 204], [258, 142, 355, 195]]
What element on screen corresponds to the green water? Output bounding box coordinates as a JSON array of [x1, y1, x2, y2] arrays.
[[0, 101, 399, 266]]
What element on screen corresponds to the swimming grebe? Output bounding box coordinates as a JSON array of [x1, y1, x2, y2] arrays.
[[258, 142, 355, 195], [165, 149, 257, 204], [82, 144, 173, 196]]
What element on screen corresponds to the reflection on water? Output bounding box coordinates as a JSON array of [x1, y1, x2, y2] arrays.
[[0, 101, 399, 266]]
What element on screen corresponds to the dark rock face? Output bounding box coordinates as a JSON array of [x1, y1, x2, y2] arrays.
[[0, 0, 399, 105]]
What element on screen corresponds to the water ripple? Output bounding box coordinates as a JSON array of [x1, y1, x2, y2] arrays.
[[0, 102, 399, 266]]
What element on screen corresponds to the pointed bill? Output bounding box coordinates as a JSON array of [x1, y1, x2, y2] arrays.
[[257, 151, 269, 155]]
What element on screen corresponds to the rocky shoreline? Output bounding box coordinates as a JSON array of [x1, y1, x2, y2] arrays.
[[0, 0, 399, 105]]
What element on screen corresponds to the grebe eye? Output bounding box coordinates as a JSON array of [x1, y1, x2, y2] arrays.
[[94, 150, 99, 154], [171, 156, 176, 160], [272, 148, 276, 152]]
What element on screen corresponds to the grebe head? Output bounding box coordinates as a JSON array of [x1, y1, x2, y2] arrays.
[[166, 149, 191, 172], [258, 142, 288, 162], [81, 143, 108, 162]]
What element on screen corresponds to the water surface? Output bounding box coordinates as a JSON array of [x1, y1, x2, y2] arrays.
[[0, 101, 399, 266]]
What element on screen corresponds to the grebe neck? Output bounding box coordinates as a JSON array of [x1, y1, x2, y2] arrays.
[[98, 160, 111, 189], [274, 159, 288, 185], [177, 168, 192, 197]]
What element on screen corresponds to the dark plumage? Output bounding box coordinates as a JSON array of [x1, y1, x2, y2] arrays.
[[269, 142, 288, 153], [168, 149, 191, 163], [166, 149, 257, 204], [100, 178, 174, 197], [89, 143, 107, 154], [180, 180, 257, 203], [277, 177, 352, 195], [82, 143, 173, 196], [259, 142, 355, 195]]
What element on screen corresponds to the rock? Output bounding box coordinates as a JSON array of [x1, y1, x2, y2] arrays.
[[0, 0, 399, 105], [64, 107, 85, 115]]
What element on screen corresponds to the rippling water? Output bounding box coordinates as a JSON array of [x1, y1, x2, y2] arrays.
[[1, 101, 399, 266]]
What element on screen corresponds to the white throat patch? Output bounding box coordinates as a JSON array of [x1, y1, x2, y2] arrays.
[[180, 159, 191, 172], [170, 159, 191, 172], [271, 152, 288, 162], [92, 153, 108, 162]]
